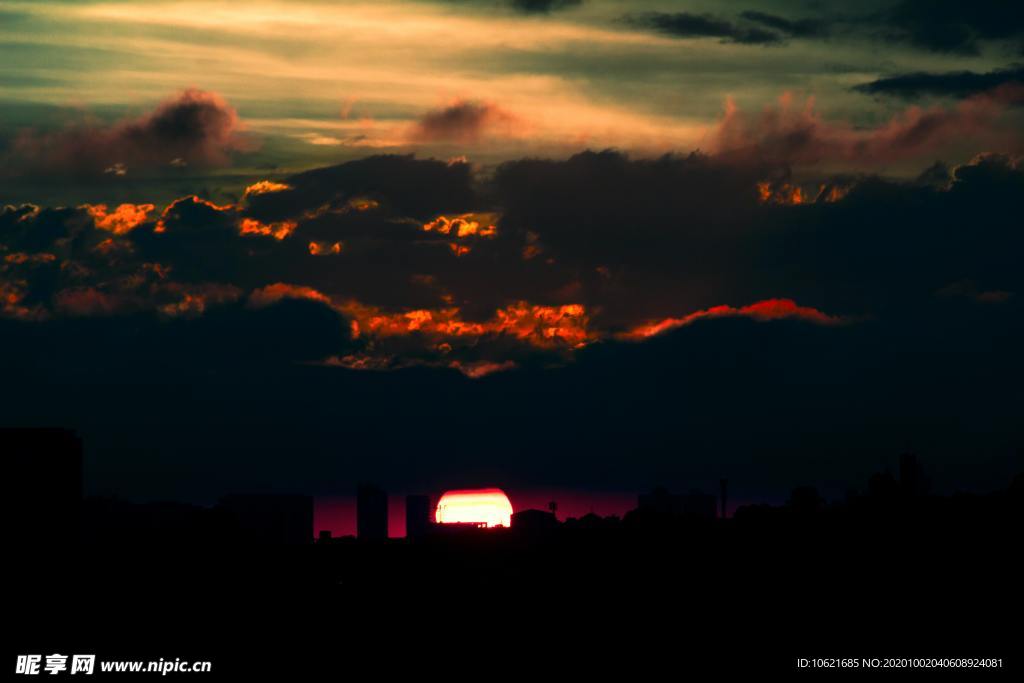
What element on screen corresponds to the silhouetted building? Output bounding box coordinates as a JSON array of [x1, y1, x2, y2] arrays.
[[682, 491, 717, 519], [564, 512, 621, 531], [512, 509, 558, 534], [868, 469, 899, 500], [357, 484, 388, 540], [787, 486, 825, 515], [83, 498, 233, 545], [405, 494, 431, 539], [219, 494, 313, 544], [429, 521, 490, 537], [900, 452, 929, 498], [3, 428, 82, 544], [638, 488, 678, 515], [638, 487, 716, 520]]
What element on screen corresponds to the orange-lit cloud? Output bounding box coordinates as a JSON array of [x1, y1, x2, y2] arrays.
[[0, 279, 47, 321], [341, 300, 594, 349], [242, 180, 292, 198], [155, 195, 234, 232], [157, 283, 243, 317], [621, 298, 844, 340], [308, 240, 343, 256], [421, 212, 499, 258], [248, 283, 332, 308], [85, 203, 155, 234], [422, 213, 499, 238], [323, 353, 395, 372], [349, 197, 380, 212], [4, 252, 57, 265], [238, 218, 297, 240], [449, 360, 518, 378], [756, 181, 851, 205]]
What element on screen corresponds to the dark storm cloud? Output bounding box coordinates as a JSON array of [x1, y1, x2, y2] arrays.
[[0, 298, 356, 376], [0, 205, 91, 253], [3, 147, 1024, 498], [5, 89, 248, 177], [747, 154, 1023, 316], [1, 296, 1020, 500], [770, 2, 1024, 55], [621, 3, 1023, 55], [627, 12, 782, 45], [490, 150, 1024, 326], [0, 200, 248, 321], [490, 149, 768, 326], [1, 154, 589, 370], [854, 66, 1024, 99], [4, 149, 1024, 378], [245, 154, 479, 222], [880, 0, 1024, 55]]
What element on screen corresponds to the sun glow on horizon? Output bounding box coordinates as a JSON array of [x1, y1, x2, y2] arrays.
[[435, 488, 513, 528]]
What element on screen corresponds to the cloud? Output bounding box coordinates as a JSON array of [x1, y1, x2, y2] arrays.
[[340, 300, 593, 348], [6, 89, 249, 176], [937, 279, 1014, 304], [244, 154, 479, 222], [508, 0, 581, 13], [6, 290, 1019, 498], [711, 88, 1024, 166], [243, 181, 293, 199], [494, 148, 1024, 324], [738, 11, 828, 39], [409, 100, 522, 144], [248, 283, 333, 309], [238, 218, 298, 241], [51, 287, 120, 317], [853, 66, 1024, 99], [2, 108, 1023, 495], [626, 12, 783, 45], [3, 149, 1024, 379], [622, 4, 1023, 56], [442, 0, 581, 14], [620, 299, 846, 340], [84, 204, 155, 235], [880, 0, 1024, 54]]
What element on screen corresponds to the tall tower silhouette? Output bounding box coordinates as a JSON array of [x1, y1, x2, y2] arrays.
[[405, 494, 431, 539]]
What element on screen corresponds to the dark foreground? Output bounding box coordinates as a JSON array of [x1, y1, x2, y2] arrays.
[[11, 508, 1021, 679]]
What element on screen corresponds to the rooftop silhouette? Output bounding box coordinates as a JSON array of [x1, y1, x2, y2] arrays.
[[7, 429, 1021, 675]]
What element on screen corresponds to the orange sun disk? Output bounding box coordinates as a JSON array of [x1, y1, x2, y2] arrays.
[[435, 488, 513, 528]]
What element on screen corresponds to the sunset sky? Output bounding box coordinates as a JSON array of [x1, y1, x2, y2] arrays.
[[2, 1, 1022, 508], [3, 1, 1022, 188]]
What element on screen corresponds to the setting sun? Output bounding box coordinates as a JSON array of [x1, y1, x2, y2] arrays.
[[434, 488, 513, 528]]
